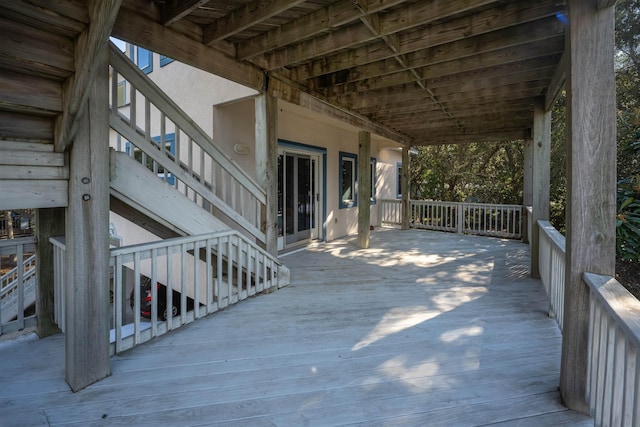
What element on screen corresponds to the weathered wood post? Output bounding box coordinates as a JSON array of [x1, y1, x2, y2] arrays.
[[255, 93, 278, 256], [522, 133, 533, 244], [64, 48, 111, 392], [530, 100, 551, 279], [401, 146, 410, 230], [561, 0, 617, 413], [357, 131, 371, 249], [36, 208, 65, 337]]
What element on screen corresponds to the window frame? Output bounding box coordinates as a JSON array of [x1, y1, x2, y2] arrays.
[[160, 54, 174, 67], [396, 162, 403, 199], [339, 152, 358, 209], [370, 157, 377, 205], [130, 45, 153, 74]]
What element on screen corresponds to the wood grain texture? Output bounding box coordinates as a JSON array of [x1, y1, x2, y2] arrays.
[[254, 94, 279, 255], [561, 0, 617, 414], [0, 180, 68, 209], [35, 208, 65, 337], [357, 131, 371, 249], [530, 100, 551, 279], [55, 0, 122, 152], [0, 230, 593, 426], [64, 47, 111, 392]]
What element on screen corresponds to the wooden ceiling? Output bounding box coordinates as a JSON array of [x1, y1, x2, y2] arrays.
[[0, 0, 568, 147]]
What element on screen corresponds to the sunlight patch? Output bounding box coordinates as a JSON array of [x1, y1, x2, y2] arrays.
[[352, 307, 439, 351], [440, 325, 484, 343]]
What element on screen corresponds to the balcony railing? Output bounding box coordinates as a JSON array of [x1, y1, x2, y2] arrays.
[[379, 199, 523, 239]]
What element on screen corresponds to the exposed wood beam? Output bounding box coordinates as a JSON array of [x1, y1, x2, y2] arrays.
[[54, 0, 122, 152], [254, 0, 499, 69], [370, 101, 533, 119], [112, 6, 409, 145], [412, 130, 526, 146], [204, 0, 306, 45], [236, 0, 408, 60], [161, 0, 208, 26], [358, 95, 535, 116], [113, 7, 264, 91], [544, 50, 568, 111], [325, 58, 558, 97], [268, 75, 412, 145], [295, 1, 564, 80], [340, 80, 547, 110]]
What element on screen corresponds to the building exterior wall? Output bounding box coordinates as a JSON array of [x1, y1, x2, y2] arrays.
[[109, 43, 403, 248]]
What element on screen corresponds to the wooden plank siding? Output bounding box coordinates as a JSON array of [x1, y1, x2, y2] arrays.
[[0, 230, 593, 425]]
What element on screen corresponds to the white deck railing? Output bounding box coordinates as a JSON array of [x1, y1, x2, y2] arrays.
[[51, 231, 289, 355], [0, 237, 37, 335], [536, 219, 640, 425], [379, 199, 522, 239], [108, 43, 266, 243], [379, 199, 402, 225], [537, 220, 566, 331], [584, 272, 640, 427]]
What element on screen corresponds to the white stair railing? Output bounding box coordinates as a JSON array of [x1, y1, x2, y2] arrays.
[[108, 42, 266, 242], [0, 237, 37, 335], [51, 231, 289, 354]]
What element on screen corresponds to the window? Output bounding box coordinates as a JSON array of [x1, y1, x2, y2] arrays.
[[396, 162, 403, 199], [370, 157, 377, 204], [125, 133, 176, 185], [339, 152, 357, 208], [160, 55, 174, 67], [130, 45, 153, 74], [116, 81, 127, 107]]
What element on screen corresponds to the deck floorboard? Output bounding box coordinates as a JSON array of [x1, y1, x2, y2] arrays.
[[0, 229, 593, 426]]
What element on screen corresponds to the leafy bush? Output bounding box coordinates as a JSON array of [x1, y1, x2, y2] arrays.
[[616, 175, 640, 260]]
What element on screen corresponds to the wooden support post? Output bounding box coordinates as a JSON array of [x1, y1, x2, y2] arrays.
[[35, 208, 65, 337], [531, 100, 551, 278], [357, 131, 371, 249], [561, 0, 616, 414], [64, 48, 111, 392], [255, 93, 278, 256], [522, 135, 533, 244], [401, 146, 410, 230]]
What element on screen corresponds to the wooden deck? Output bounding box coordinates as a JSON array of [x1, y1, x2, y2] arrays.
[[0, 229, 593, 426]]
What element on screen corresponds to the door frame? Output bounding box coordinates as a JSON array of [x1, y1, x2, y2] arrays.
[[277, 140, 326, 251]]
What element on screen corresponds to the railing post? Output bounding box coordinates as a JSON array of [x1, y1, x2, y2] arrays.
[[456, 203, 464, 234]]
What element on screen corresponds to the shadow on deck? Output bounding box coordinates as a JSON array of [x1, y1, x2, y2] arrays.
[[0, 228, 593, 426]]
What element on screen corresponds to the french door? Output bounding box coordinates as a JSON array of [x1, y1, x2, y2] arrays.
[[278, 149, 321, 248]]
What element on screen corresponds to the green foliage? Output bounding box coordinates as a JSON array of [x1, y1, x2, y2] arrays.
[[617, 175, 640, 260], [410, 141, 523, 205]]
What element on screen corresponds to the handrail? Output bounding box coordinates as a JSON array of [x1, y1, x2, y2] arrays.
[[584, 272, 640, 426], [537, 220, 565, 331], [108, 42, 266, 242], [379, 199, 523, 239]]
